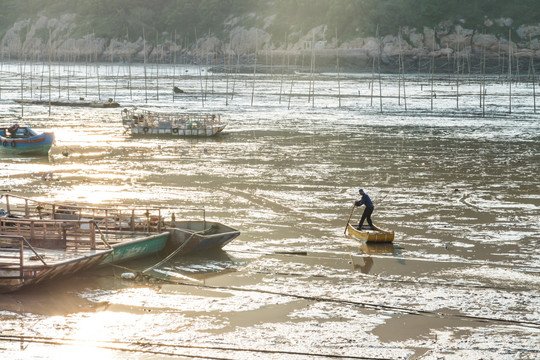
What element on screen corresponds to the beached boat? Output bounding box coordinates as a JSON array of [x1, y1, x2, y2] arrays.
[[0, 125, 54, 156], [0, 195, 172, 292], [164, 220, 240, 256], [121, 108, 226, 137], [0, 215, 170, 292], [15, 98, 120, 108], [0, 194, 241, 291], [346, 222, 394, 243], [99, 232, 170, 267]]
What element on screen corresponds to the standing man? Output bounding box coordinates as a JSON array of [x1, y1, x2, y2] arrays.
[[355, 188, 374, 229]]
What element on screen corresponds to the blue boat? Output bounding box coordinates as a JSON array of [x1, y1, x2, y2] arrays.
[[0, 125, 55, 156]]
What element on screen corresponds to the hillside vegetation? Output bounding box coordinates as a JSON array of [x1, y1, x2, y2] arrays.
[[1, 0, 540, 44]]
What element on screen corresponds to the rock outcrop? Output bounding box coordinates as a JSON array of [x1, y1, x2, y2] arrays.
[[1, 14, 539, 73]]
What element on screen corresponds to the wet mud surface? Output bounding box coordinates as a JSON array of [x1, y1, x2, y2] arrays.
[[0, 63, 539, 358]]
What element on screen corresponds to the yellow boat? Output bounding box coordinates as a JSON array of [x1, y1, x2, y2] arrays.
[[346, 222, 394, 243]]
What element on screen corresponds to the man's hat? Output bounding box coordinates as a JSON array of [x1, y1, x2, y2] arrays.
[[359, 188, 364, 193]]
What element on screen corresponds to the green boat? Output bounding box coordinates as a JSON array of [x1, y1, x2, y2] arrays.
[[0, 194, 241, 291], [99, 232, 170, 267]]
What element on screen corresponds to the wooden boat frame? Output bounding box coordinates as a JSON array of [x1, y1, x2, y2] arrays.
[[0, 193, 241, 291], [0, 231, 113, 293]]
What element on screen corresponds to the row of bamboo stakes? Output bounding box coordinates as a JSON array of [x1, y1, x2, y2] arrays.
[[1, 27, 539, 116]]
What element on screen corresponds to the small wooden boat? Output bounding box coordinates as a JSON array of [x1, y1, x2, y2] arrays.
[[346, 222, 394, 243], [0, 125, 54, 156], [164, 220, 240, 256], [15, 98, 120, 108], [122, 108, 226, 137]]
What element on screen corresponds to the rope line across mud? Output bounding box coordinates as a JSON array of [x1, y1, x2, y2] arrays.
[[0, 334, 391, 360], [116, 263, 540, 330]]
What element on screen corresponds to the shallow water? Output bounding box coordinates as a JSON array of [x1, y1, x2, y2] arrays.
[[0, 62, 539, 359]]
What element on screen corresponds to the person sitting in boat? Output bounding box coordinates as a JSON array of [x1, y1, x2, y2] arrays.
[[355, 188, 374, 230], [7, 124, 19, 137]]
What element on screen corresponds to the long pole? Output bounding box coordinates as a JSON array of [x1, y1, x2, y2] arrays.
[[509, 28, 512, 114], [251, 29, 258, 106], [143, 27, 148, 103], [344, 203, 356, 235], [279, 33, 287, 104], [431, 29, 435, 111], [156, 31, 159, 101], [172, 31, 176, 103], [48, 28, 52, 117], [399, 28, 407, 110], [18, 37, 24, 118], [532, 54, 537, 113], [456, 33, 460, 110], [336, 26, 341, 108], [377, 25, 383, 113]]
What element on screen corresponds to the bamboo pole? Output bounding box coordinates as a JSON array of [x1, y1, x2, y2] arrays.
[[143, 27, 148, 103], [398, 28, 407, 110], [532, 58, 537, 113], [370, 48, 375, 106], [195, 28, 205, 107], [279, 33, 287, 104], [231, 52, 239, 101], [225, 34, 231, 106], [204, 30, 209, 102], [127, 28, 133, 100], [531, 32, 537, 113], [48, 28, 52, 117], [18, 36, 24, 117], [377, 25, 383, 113], [57, 51, 61, 99], [482, 30, 486, 117], [336, 26, 341, 108], [288, 53, 296, 110], [156, 30, 159, 101], [172, 31, 176, 102], [311, 30, 316, 108], [431, 28, 435, 111], [398, 28, 402, 106], [509, 29, 512, 114], [94, 32, 101, 101], [456, 32, 460, 110], [251, 29, 258, 106]]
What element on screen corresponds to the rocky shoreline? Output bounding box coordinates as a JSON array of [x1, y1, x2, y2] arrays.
[[2, 14, 540, 74]]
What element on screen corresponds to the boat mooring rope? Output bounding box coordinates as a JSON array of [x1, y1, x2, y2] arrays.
[[110, 259, 540, 330], [0, 334, 391, 360]]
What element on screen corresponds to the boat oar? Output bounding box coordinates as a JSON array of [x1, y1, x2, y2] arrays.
[[344, 202, 356, 235]]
